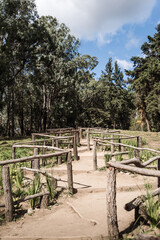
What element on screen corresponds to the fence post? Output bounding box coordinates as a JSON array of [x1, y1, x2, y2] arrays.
[[79, 128, 82, 140], [111, 134, 114, 154], [158, 158, 160, 188], [33, 148, 40, 169], [134, 149, 140, 159], [76, 130, 80, 145], [67, 151, 73, 194], [73, 133, 79, 160], [121, 145, 125, 152], [42, 142, 46, 166], [93, 140, 97, 171], [87, 128, 90, 151], [56, 139, 58, 148], [118, 136, 121, 152], [58, 154, 62, 165], [2, 165, 13, 222], [106, 164, 119, 239], [106, 132, 119, 239], [52, 138, 55, 147], [55, 139, 59, 163], [12, 146, 15, 159], [137, 136, 142, 148], [100, 132, 104, 151], [32, 133, 35, 142]]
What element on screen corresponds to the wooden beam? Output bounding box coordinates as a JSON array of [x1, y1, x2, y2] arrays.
[[0, 151, 69, 166], [107, 161, 160, 177]]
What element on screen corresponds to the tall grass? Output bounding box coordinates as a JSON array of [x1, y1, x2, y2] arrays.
[[145, 183, 160, 228], [140, 151, 156, 163], [46, 175, 55, 200], [105, 154, 111, 164], [27, 173, 42, 209]]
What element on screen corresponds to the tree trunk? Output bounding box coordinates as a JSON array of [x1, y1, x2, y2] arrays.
[[11, 88, 15, 137], [145, 118, 151, 132], [6, 88, 11, 137], [42, 85, 47, 132]]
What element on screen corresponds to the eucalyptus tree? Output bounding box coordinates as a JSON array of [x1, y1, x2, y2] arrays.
[[0, 0, 38, 136], [30, 16, 98, 130], [0, 0, 98, 135]]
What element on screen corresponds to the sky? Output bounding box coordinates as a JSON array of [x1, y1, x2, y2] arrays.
[[35, 0, 160, 79]]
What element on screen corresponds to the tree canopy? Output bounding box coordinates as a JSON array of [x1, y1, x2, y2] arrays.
[[0, 0, 98, 136], [126, 24, 160, 132]]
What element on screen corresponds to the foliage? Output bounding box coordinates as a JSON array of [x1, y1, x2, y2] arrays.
[[79, 59, 134, 128], [46, 175, 55, 200], [27, 173, 42, 209], [105, 154, 111, 163], [115, 154, 123, 161], [145, 183, 160, 228], [0, 0, 98, 136], [140, 151, 156, 163], [126, 24, 160, 132]]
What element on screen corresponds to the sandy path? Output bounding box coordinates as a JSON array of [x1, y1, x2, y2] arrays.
[[0, 140, 156, 239]]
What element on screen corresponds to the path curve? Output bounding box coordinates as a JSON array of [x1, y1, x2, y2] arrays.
[[0, 139, 156, 239]]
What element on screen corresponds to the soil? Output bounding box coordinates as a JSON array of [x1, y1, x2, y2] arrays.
[[0, 139, 159, 240]]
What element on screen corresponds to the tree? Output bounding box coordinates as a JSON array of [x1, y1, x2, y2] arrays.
[[0, 0, 98, 135], [126, 24, 160, 131], [98, 58, 133, 129], [0, 0, 38, 136]]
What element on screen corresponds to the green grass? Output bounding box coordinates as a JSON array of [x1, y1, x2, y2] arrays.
[[115, 154, 123, 161], [27, 173, 42, 209], [145, 183, 160, 228], [140, 151, 156, 163], [104, 154, 111, 163]]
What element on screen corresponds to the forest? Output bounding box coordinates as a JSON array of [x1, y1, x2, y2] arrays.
[[0, 0, 160, 136]]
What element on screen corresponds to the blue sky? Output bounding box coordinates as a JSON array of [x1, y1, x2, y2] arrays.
[[35, 0, 160, 79]]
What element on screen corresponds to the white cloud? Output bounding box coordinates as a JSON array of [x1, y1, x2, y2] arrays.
[[35, 0, 156, 44], [116, 59, 133, 70], [157, 20, 160, 25], [125, 30, 140, 50]]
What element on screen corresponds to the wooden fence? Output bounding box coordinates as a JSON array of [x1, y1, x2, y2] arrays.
[[31, 131, 79, 160], [0, 140, 74, 222], [92, 134, 160, 239]]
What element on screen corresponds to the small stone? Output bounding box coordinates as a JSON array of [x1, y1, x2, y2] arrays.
[[27, 208, 33, 215]]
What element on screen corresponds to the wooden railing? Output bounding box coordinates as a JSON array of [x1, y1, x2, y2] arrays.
[[92, 134, 160, 239], [0, 138, 74, 222]]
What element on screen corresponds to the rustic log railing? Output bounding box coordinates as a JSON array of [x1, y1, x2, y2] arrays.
[[92, 134, 143, 171], [31, 133, 79, 160], [80, 128, 121, 151], [0, 147, 73, 222], [0, 130, 81, 222], [95, 135, 160, 239]]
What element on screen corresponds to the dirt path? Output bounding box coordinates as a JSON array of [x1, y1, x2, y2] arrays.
[[0, 140, 157, 240]]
